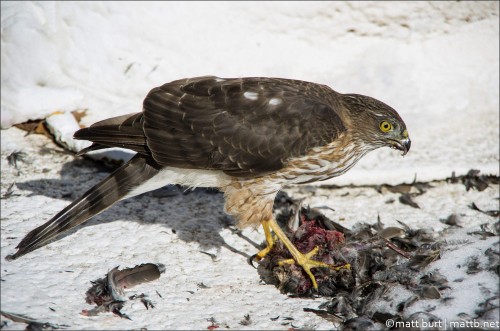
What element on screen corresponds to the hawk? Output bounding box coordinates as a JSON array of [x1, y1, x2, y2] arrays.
[[7, 76, 410, 288]]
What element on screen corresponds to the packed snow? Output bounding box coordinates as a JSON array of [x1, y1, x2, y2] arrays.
[[1, 2, 499, 330]]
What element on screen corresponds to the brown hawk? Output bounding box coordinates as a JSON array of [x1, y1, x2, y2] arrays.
[[7, 76, 410, 288]]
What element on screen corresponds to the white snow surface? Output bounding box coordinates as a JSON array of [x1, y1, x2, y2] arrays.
[[1, 1, 499, 185], [1, 2, 499, 330], [1, 127, 499, 330]]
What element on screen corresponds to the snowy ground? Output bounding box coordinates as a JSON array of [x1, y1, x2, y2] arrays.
[[1, 2, 499, 184], [1, 123, 498, 330], [1, 2, 499, 330]]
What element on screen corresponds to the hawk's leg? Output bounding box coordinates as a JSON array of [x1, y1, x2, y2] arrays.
[[257, 218, 348, 289], [252, 220, 276, 261]]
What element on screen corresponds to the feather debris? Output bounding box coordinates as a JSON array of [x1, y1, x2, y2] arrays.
[[83, 263, 165, 319], [6, 151, 28, 169], [261, 193, 499, 329], [448, 169, 499, 192]]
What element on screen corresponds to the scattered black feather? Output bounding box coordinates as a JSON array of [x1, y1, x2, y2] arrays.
[[142, 297, 155, 310], [467, 222, 498, 239], [128, 293, 155, 310], [415, 285, 441, 299], [475, 295, 500, 323], [469, 202, 500, 218], [419, 272, 449, 291], [407, 252, 440, 270], [303, 308, 343, 324], [83, 263, 165, 319], [1, 183, 18, 199], [319, 291, 356, 320], [376, 175, 432, 209], [448, 169, 499, 191], [239, 314, 252, 326], [371, 311, 400, 325], [256, 195, 465, 329], [397, 295, 419, 312], [399, 194, 420, 209], [6, 151, 28, 169], [377, 183, 412, 194], [484, 243, 500, 276], [461, 169, 495, 191], [342, 316, 376, 331], [465, 256, 482, 275], [440, 214, 462, 227], [197, 282, 210, 289]]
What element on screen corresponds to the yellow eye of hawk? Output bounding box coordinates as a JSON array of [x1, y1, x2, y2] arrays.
[[379, 121, 392, 132]]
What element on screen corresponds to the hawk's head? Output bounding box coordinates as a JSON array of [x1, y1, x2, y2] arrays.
[[341, 94, 411, 156]]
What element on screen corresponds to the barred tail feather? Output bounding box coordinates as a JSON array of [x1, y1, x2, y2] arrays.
[[6, 154, 161, 260]]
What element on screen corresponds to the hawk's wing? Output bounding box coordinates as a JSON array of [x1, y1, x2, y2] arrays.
[[142, 76, 346, 177]]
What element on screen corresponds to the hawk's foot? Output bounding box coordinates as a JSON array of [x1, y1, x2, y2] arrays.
[[248, 220, 276, 267], [263, 218, 349, 289], [278, 246, 351, 289]]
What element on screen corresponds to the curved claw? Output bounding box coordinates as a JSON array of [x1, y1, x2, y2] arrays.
[[247, 254, 259, 268], [249, 219, 276, 268]]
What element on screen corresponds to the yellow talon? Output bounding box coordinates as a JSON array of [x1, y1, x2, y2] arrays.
[[277, 246, 331, 288], [253, 220, 277, 261], [256, 218, 349, 289], [335, 263, 351, 271]]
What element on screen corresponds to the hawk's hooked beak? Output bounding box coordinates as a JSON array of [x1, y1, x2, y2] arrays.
[[388, 129, 410, 156], [390, 136, 411, 156]]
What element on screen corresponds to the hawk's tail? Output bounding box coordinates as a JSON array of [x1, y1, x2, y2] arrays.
[[74, 112, 149, 155], [6, 154, 161, 261]]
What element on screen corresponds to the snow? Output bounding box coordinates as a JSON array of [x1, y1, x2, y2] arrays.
[[1, 2, 499, 330], [1, 2, 498, 185], [45, 112, 91, 153], [413, 234, 498, 321]]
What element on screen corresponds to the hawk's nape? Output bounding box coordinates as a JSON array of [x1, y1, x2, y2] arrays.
[[7, 76, 410, 290]]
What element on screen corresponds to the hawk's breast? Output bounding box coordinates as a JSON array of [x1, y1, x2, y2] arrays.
[[271, 133, 369, 184]]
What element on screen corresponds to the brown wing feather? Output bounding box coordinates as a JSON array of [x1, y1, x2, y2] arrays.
[[74, 112, 149, 154], [74, 76, 347, 178], [142, 76, 347, 177]]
